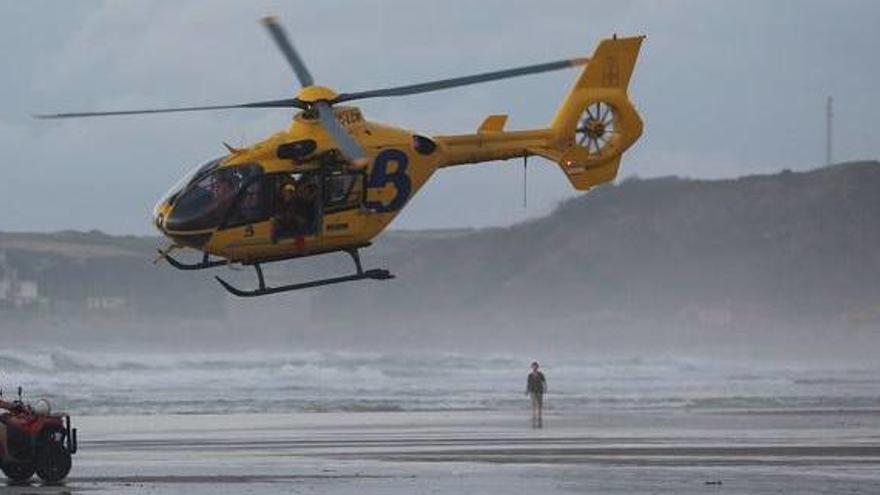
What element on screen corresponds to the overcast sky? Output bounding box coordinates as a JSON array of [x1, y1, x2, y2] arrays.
[[1, 0, 877, 234]]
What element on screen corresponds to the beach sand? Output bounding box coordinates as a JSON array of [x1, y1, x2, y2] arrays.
[[3, 409, 880, 494]]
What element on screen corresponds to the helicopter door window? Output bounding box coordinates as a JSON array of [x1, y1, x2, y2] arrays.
[[272, 173, 320, 241], [223, 176, 271, 228], [323, 172, 364, 213]]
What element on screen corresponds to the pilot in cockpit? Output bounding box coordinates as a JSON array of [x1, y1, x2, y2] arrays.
[[213, 176, 237, 208]]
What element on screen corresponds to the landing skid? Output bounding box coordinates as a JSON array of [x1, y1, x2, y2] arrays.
[[160, 250, 229, 271], [215, 248, 394, 297]]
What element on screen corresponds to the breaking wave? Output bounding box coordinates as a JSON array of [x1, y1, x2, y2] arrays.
[[1, 349, 878, 416]]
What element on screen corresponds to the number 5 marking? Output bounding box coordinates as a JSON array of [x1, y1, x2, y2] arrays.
[[366, 149, 411, 212]]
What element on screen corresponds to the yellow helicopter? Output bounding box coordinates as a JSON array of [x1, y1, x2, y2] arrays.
[[39, 17, 645, 297]]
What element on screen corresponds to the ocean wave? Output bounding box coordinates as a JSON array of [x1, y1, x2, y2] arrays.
[[2, 349, 879, 416], [686, 395, 880, 411], [0, 352, 44, 373]]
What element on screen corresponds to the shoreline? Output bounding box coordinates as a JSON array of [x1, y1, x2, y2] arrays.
[[0, 409, 873, 494]]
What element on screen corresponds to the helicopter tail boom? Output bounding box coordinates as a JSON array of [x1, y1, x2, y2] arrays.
[[434, 35, 644, 191]]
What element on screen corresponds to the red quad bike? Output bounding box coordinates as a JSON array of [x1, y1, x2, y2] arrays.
[[0, 388, 77, 484]]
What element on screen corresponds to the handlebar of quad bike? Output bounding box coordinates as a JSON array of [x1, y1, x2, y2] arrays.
[[0, 398, 27, 415], [64, 414, 78, 454]]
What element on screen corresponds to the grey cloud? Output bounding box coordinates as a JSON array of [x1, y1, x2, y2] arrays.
[[1, 0, 878, 233]]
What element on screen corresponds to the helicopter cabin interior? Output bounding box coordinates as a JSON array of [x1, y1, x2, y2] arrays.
[[162, 154, 365, 242]]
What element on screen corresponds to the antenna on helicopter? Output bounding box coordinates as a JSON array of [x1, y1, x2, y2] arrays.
[[522, 153, 529, 209], [18, 386, 22, 401], [222, 142, 242, 154]]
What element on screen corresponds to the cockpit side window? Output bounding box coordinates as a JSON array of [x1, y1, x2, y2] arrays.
[[223, 176, 272, 228]]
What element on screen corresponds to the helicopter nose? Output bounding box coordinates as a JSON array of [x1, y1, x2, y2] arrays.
[[154, 211, 166, 232], [152, 201, 169, 233]]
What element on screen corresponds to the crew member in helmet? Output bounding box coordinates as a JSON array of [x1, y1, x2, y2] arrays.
[[526, 360, 547, 428], [272, 180, 299, 241], [292, 181, 319, 234]]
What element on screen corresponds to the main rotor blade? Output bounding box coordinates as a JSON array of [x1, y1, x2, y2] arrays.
[[314, 101, 368, 166], [33, 98, 305, 119], [261, 16, 314, 88], [335, 57, 589, 103]]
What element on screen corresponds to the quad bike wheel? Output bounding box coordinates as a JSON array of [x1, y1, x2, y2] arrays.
[[36, 443, 72, 483], [1, 461, 36, 483]]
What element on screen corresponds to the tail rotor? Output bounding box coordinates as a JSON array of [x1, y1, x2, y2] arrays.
[[576, 101, 618, 156]]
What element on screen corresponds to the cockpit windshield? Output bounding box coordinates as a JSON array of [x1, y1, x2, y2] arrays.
[[159, 156, 225, 208], [165, 163, 263, 231]]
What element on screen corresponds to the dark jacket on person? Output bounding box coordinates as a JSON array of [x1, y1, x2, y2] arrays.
[[527, 371, 546, 395]]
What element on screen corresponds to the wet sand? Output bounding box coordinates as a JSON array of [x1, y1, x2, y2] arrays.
[[3, 409, 880, 494]]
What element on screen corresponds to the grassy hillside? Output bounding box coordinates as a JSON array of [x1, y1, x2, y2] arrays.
[[313, 161, 880, 353]]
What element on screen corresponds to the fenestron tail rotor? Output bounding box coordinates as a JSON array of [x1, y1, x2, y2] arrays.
[[576, 101, 617, 155], [35, 16, 592, 165]]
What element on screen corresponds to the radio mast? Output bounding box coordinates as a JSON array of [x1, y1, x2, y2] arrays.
[[826, 96, 833, 166]]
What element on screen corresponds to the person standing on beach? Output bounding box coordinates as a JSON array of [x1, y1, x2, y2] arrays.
[[526, 360, 547, 428]]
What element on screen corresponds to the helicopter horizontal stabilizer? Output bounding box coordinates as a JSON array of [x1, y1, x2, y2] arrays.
[[478, 115, 508, 133]]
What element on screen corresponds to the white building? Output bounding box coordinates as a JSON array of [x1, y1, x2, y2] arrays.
[[0, 250, 40, 308], [86, 296, 127, 310]]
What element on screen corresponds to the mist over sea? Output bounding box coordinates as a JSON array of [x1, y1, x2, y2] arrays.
[[2, 348, 879, 416]]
